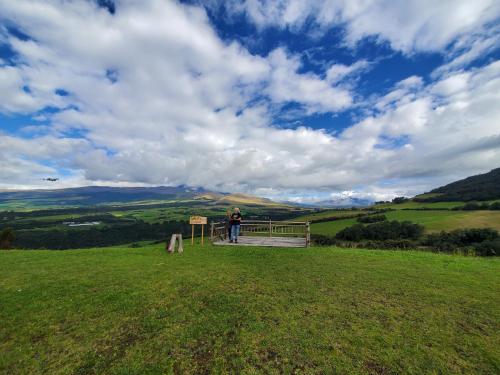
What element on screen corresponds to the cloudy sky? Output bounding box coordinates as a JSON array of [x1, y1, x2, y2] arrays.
[[0, 0, 499, 203]]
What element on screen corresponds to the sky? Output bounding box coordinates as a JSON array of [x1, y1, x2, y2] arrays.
[[0, 0, 499, 204]]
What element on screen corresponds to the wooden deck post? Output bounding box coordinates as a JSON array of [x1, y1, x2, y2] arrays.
[[167, 234, 183, 253], [269, 219, 272, 237], [210, 222, 215, 242], [306, 221, 311, 247]]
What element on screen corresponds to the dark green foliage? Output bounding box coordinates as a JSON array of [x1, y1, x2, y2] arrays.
[[335, 221, 424, 241], [474, 239, 500, 256], [416, 167, 500, 202], [311, 234, 340, 246], [460, 202, 491, 210], [312, 234, 418, 250], [423, 228, 499, 254], [453, 201, 500, 211], [314, 219, 499, 256], [357, 214, 387, 223], [0, 227, 15, 249], [425, 228, 499, 246], [12, 221, 190, 250], [392, 197, 409, 204], [490, 201, 500, 210], [362, 239, 417, 250]]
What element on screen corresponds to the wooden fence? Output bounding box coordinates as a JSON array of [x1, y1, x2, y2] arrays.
[[210, 219, 311, 247]]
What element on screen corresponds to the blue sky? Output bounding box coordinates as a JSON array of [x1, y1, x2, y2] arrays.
[[0, 0, 499, 203]]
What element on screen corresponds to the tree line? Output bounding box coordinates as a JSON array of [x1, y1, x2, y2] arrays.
[[1, 220, 192, 250], [312, 221, 499, 256]]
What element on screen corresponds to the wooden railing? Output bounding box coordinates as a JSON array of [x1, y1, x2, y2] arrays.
[[210, 219, 311, 246]]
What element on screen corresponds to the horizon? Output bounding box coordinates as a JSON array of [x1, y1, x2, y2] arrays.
[[1, 0, 499, 204]]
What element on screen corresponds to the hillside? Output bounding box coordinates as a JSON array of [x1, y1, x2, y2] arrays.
[[1, 244, 498, 373], [415, 168, 500, 202], [0, 186, 285, 209]]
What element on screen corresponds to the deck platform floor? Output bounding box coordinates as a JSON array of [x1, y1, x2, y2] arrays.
[[213, 236, 307, 248]]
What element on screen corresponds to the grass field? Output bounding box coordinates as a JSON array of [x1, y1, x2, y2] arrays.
[[374, 201, 465, 209], [293, 209, 370, 222], [312, 210, 500, 236], [375, 199, 500, 210], [1, 244, 499, 374]]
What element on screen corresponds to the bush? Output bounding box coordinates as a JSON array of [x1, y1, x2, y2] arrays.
[[336, 221, 424, 241], [392, 197, 409, 204], [363, 239, 417, 250], [455, 202, 491, 210], [357, 214, 387, 223], [423, 228, 499, 254], [0, 228, 15, 249], [311, 234, 340, 246], [462, 202, 481, 210], [489, 202, 500, 210], [475, 239, 500, 256]]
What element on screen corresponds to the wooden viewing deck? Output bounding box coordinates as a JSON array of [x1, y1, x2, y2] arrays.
[[210, 220, 310, 248]]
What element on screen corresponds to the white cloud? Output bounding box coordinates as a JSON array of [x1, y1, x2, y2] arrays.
[[0, 0, 498, 201], [326, 60, 370, 83], [266, 48, 353, 113], [229, 0, 500, 54]]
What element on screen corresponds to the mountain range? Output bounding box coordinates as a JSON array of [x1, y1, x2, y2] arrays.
[[2, 167, 499, 209]]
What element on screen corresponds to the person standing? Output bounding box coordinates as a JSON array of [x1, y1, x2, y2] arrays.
[[230, 207, 242, 243]]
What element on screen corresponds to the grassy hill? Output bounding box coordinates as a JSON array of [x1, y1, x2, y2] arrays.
[[415, 168, 500, 202], [0, 186, 286, 210], [1, 243, 498, 374]]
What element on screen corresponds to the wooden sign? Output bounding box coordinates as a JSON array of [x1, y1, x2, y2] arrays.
[[189, 216, 207, 225], [189, 216, 207, 245]]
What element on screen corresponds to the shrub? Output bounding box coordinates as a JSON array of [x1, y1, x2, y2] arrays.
[[475, 239, 500, 256], [357, 214, 387, 223], [336, 221, 424, 241], [459, 202, 491, 210], [311, 234, 339, 246], [0, 228, 15, 249], [363, 239, 417, 250], [392, 197, 409, 204], [423, 228, 499, 254], [489, 202, 500, 210], [463, 202, 480, 210]]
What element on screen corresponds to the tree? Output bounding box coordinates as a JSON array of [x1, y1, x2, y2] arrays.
[[0, 228, 16, 249], [392, 197, 409, 204]]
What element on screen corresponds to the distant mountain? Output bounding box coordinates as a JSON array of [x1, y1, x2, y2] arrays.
[[0, 186, 286, 209], [415, 168, 500, 202], [0, 186, 207, 208]]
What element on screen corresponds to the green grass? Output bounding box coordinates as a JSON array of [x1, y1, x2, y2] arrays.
[[1, 244, 498, 374], [376, 199, 500, 210], [312, 210, 500, 236], [385, 210, 500, 232], [293, 209, 369, 222], [375, 201, 465, 209], [312, 218, 359, 235]]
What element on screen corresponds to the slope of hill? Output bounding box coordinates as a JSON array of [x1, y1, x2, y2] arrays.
[[0, 186, 285, 209], [194, 192, 281, 206], [415, 168, 500, 202], [217, 193, 279, 206]]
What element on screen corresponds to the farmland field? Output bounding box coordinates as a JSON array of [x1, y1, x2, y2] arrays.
[[312, 210, 500, 236], [1, 244, 498, 374], [293, 209, 371, 222]]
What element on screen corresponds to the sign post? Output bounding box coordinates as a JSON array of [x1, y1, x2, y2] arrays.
[[189, 216, 207, 246]]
